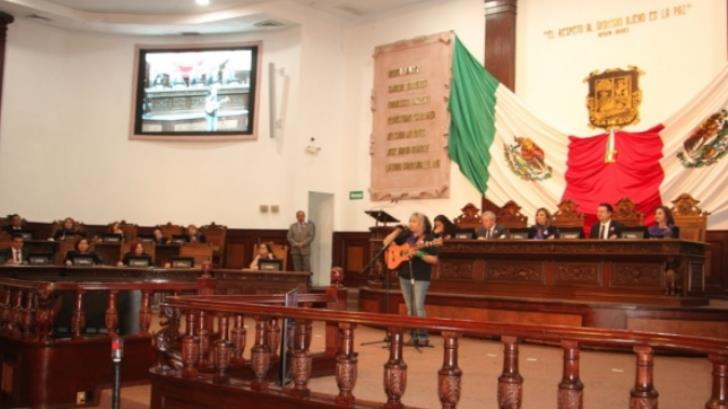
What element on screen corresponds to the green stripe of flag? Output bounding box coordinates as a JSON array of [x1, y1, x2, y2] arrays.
[[448, 36, 501, 194]]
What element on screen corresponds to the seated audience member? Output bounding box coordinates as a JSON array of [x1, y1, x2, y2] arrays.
[[2, 214, 26, 235], [106, 221, 126, 242], [646, 206, 680, 239], [528, 208, 559, 240], [476, 211, 508, 240], [53, 217, 84, 240], [249, 242, 277, 270], [2, 233, 28, 265], [119, 241, 152, 266], [432, 215, 457, 240], [183, 224, 206, 243], [64, 238, 102, 265], [589, 203, 624, 239], [152, 228, 168, 245]]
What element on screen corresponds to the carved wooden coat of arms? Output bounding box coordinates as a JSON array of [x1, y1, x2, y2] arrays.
[[585, 66, 643, 130]]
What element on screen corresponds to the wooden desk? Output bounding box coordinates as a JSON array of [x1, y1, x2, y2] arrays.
[[0, 266, 311, 289], [373, 239, 707, 305]]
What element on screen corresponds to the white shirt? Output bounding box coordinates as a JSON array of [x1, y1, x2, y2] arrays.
[[600, 221, 611, 239]]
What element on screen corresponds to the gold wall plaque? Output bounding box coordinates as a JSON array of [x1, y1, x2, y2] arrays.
[[585, 66, 643, 130]]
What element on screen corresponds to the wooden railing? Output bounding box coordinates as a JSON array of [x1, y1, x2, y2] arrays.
[[0, 277, 200, 342], [155, 275, 728, 409]]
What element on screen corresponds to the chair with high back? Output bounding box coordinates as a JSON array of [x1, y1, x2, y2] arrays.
[[552, 199, 585, 228], [670, 193, 709, 241], [179, 242, 214, 267], [200, 222, 227, 266], [612, 197, 645, 227], [156, 222, 184, 241], [496, 200, 528, 230], [453, 203, 482, 230]]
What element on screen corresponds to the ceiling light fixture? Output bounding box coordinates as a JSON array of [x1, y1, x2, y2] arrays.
[[195, 0, 211, 6]]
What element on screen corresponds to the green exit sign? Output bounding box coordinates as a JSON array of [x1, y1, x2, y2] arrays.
[[349, 190, 364, 200]]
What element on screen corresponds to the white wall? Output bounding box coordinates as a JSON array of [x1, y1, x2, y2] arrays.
[[516, 0, 727, 137], [336, 0, 485, 231], [0, 10, 348, 229], [1, 0, 724, 232]]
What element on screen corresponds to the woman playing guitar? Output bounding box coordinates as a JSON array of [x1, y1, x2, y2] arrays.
[[382, 212, 439, 346]]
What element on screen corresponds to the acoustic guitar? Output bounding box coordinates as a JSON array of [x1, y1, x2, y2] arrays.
[[385, 238, 442, 270]]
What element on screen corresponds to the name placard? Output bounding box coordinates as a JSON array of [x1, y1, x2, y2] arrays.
[[369, 32, 452, 201]]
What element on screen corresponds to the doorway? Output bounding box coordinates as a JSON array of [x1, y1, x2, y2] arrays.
[[307, 192, 334, 286]]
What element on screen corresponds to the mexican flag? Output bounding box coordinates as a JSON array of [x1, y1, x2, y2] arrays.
[[448, 35, 728, 227], [448, 36, 570, 214]]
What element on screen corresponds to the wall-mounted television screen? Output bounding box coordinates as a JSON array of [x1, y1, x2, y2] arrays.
[[131, 44, 259, 140]]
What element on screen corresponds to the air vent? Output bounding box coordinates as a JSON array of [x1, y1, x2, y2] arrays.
[[26, 13, 52, 22], [254, 20, 286, 28], [180, 31, 201, 36]]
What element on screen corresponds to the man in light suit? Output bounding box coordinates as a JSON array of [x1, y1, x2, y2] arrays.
[[476, 211, 509, 240], [287, 210, 315, 272]]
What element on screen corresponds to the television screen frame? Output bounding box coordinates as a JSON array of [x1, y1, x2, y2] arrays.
[[130, 42, 262, 141]]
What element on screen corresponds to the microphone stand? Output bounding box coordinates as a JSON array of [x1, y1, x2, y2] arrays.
[[360, 240, 394, 347]]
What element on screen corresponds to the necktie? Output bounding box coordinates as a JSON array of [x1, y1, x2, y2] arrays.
[[14, 249, 20, 263], [599, 224, 605, 239], [487, 229, 491, 239]]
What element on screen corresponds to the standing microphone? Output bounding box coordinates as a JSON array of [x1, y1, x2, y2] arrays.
[[111, 336, 124, 409]]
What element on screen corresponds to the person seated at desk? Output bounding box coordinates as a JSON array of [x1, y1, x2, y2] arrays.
[[432, 215, 456, 241], [182, 224, 206, 243], [249, 242, 276, 270], [105, 221, 126, 242], [476, 211, 508, 240], [152, 228, 168, 245], [2, 214, 27, 235], [528, 208, 559, 240], [589, 203, 624, 239], [64, 238, 102, 265], [2, 233, 29, 265], [53, 217, 84, 240], [119, 241, 152, 266], [646, 206, 680, 239]]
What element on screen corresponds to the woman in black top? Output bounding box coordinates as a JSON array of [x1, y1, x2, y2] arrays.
[[120, 241, 152, 266], [432, 214, 457, 240], [249, 241, 277, 270], [65, 238, 102, 265], [528, 207, 559, 240], [53, 217, 84, 240], [383, 212, 438, 346]]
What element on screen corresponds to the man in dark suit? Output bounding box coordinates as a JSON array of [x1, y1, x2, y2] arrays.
[[589, 203, 624, 239], [287, 210, 315, 272], [475, 211, 509, 239], [1, 234, 29, 265], [2, 214, 26, 235]]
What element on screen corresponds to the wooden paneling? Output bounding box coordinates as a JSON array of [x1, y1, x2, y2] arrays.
[[359, 287, 728, 338], [706, 230, 728, 293], [331, 232, 370, 287], [484, 0, 517, 90]]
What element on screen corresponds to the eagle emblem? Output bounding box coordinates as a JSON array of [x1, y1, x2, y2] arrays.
[[585, 66, 643, 130], [504, 137, 552, 181], [677, 109, 728, 168]]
